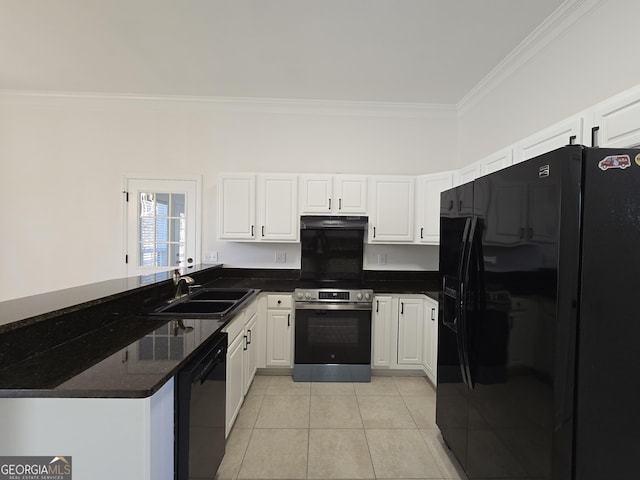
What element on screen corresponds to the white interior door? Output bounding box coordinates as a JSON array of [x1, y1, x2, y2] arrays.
[[125, 178, 199, 277]]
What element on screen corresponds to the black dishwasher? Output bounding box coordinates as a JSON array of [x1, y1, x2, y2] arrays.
[[176, 332, 227, 480]]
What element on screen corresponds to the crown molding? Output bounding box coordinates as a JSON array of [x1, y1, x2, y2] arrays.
[[0, 90, 456, 120], [457, 0, 606, 117]]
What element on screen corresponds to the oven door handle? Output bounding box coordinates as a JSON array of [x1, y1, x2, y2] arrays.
[[294, 303, 373, 311]]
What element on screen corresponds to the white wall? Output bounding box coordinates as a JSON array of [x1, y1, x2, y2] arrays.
[[0, 94, 454, 301], [458, 0, 640, 163]]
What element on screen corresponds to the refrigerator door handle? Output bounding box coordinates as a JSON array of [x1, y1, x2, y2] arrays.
[[455, 217, 472, 388], [459, 216, 478, 390]]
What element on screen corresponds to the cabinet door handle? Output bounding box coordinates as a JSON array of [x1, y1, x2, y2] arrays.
[[243, 335, 248, 351], [459, 200, 463, 212], [591, 126, 600, 147], [373, 226, 376, 238], [251, 225, 254, 236], [376, 300, 379, 313], [287, 313, 291, 327], [568, 134, 576, 145], [261, 226, 265, 237], [247, 329, 252, 344], [431, 307, 435, 321], [328, 198, 332, 210], [400, 302, 404, 315], [420, 227, 424, 239], [339, 198, 342, 210]]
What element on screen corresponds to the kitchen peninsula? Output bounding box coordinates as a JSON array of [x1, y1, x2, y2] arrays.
[[0, 265, 437, 480]]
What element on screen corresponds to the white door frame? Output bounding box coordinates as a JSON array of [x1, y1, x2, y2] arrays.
[[123, 174, 202, 278]]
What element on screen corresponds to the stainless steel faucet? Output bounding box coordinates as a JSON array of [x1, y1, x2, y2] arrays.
[[173, 275, 195, 299]]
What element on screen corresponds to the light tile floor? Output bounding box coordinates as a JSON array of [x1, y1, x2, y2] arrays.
[[216, 375, 467, 480]]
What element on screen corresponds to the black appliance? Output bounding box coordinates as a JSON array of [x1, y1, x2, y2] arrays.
[[176, 332, 227, 480], [300, 216, 367, 282], [294, 287, 373, 382], [436, 145, 640, 479]]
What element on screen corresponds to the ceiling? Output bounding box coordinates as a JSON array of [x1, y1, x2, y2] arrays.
[[0, 0, 566, 104]]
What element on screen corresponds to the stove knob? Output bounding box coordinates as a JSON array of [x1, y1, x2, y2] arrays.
[[356, 292, 363, 300], [305, 292, 312, 300], [296, 291, 304, 300], [364, 292, 371, 301]]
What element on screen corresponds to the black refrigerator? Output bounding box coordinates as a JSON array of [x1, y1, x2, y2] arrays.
[[436, 145, 640, 480]]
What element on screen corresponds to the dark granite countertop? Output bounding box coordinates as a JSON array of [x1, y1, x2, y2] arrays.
[[0, 266, 438, 399]]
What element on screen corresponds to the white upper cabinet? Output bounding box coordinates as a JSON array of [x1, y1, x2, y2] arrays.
[[479, 148, 513, 176], [415, 171, 455, 244], [218, 173, 298, 242], [299, 175, 332, 213], [458, 161, 480, 185], [335, 175, 368, 213], [592, 86, 640, 147], [258, 175, 299, 242], [514, 115, 583, 164], [368, 176, 415, 243], [299, 174, 367, 215], [218, 174, 256, 240]]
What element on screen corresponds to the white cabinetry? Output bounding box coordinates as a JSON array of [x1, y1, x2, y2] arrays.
[[458, 162, 480, 185], [265, 294, 294, 367], [371, 293, 438, 384], [415, 171, 454, 244], [372, 295, 393, 367], [258, 175, 298, 241], [368, 176, 415, 243], [222, 297, 258, 437], [300, 174, 367, 214], [423, 297, 438, 385], [396, 297, 424, 365], [218, 174, 256, 240], [514, 115, 583, 164], [218, 173, 298, 242], [225, 325, 244, 437], [243, 304, 258, 395], [592, 87, 640, 147], [479, 148, 513, 176]]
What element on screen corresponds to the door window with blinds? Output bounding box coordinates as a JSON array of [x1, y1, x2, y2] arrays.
[[139, 192, 185, 267], [126, 178, 199, 277]]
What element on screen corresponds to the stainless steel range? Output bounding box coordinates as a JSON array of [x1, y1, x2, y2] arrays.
[[293, 287, 373, 382]]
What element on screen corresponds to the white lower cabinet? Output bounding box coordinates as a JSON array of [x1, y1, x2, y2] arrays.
[[397, 297, 425, 365], [423, 296, 438, 385], [225, 328, 244, 437], [222, 297, 258, 437], [265, 294, 294, 367], [372, 295, 393, 367], [371, 293, 438, 385], [243, 310, 258, 394]]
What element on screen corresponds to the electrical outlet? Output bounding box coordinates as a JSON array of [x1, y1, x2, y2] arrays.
[[275, 251, 286, 263], [377, 253, 387, 265], [203, 251, 218, 263]]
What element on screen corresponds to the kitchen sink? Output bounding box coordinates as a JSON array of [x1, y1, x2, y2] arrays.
[[143, 288, 256, 318], [157, 300, 236, 315], [189, 289, 251, 302]]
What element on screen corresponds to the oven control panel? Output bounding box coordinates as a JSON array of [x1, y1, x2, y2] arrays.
[[294, 288, 373, 303]]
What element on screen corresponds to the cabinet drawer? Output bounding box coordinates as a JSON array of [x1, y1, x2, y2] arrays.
[[267, 294, 292, 309]]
